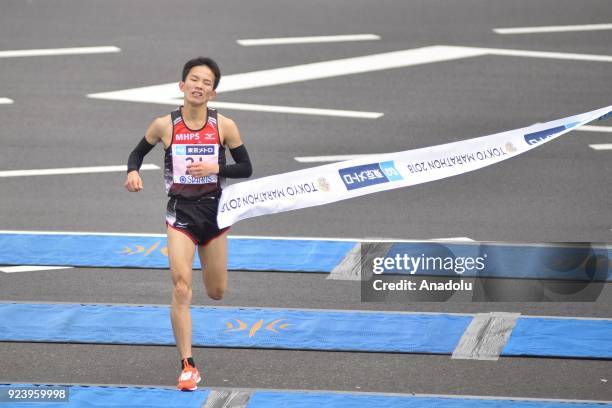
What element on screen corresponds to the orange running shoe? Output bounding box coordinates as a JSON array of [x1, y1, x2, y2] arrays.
[[177, 360, 201, 391]]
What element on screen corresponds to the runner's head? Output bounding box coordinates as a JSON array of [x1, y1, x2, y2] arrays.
[[182, 57, 221, 90]]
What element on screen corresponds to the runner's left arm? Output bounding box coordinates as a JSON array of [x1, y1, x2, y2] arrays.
[[186, 116, 252, 178], [218, 117, 252, 178]]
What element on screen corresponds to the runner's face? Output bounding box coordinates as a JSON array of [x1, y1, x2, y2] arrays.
[[180, 65, 216, 105]]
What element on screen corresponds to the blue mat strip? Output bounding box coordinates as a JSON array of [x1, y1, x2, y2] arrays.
[[0, 233, 354, 272], [0, 303, 469, 354], [1, 303, 611, 358], [503, 318, 612, 359], [248, 391, 611, 408], [0, 385, 608, 408], [1, 233, 610, 280]]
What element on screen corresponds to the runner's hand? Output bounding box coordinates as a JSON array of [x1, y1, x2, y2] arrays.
[[186, 162, 219, 178], [124, 170, 143, 192]]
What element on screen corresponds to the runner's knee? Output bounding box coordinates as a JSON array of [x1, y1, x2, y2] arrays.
[[207, 286, 225, 301], [173, 280, 192, 304]]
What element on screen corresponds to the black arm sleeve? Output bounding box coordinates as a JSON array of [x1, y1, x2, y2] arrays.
[[218, 144, 253, 178], [127, 137, 155, 173]]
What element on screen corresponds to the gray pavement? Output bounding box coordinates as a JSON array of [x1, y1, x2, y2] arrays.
[[1, 0, 611, 403]]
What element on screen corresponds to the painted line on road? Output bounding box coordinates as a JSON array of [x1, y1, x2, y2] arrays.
[[576, 125, 612, 133], [88, 45, 612, 102], [0, 98, 14, 104], [0, 230, 472, 243], [452, 312, 521, 360], [237, 34, 380, 46], [87, 45, 612, 122], [589, 144, 612, 150], [212, 101, 382, 118], [87, 46, 488, 103], [494, 23, 612, 35], [476, 46, 612, 62], [0, 164, 160, 177], [204, 390, 251, 408], [0, 46, 121, 58], [328, 241, 391, 281], [0, 265, 73, 274]]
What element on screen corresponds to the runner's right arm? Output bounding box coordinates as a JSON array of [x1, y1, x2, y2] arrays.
[[124, 117, 166, 192]]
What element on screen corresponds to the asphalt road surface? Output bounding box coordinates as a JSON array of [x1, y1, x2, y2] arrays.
[[1, 0, 611, 404]]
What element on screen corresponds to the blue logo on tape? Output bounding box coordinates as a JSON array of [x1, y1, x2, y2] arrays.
[[524, 122, 579, 145], [339, 161, 403, 191]]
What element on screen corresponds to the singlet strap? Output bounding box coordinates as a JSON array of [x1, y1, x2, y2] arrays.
[[171, 108, 182, 125]]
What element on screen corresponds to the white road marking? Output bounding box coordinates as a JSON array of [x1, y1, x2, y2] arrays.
[[87, 45, 612, 119], [589, 144, 612, 150], [0, 46, 121, 58], [216, 46, 488, 93], [1, 265, 73, 273], [87, 45, 487, 104], [0, 230, 168, 238], [479, 47, 612, 62], [203, 390, 251, 408], [295, 154, 378, 163], [0, 230, 472, 243], [494, 23, 612, 35], [452, 312, 520, 360], [577, 125, 612, 133], [237, 34, 380, 46], [0, 164, 160, 178], [0, 98, 14, 104], [212, 101, 382, 118]]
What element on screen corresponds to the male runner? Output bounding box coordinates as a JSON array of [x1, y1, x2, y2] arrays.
[[124, 57, 252, 391]]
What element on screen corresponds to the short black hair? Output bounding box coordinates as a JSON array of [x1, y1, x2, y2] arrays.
[[181, 57, 221, 90]]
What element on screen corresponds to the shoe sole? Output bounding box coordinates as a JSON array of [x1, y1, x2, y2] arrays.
[[178, 374, 202, 391]]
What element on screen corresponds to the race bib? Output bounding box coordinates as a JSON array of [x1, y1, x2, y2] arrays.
[[172, 144, 218, 184]]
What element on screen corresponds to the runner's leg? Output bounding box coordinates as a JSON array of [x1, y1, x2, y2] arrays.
[[198, 229, 229, 301], [168, 226, 197, 359]]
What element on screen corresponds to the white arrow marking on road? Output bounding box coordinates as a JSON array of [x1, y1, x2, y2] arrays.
[[237, 34, 381, 46], [1, 266, 73, 273], [0, 98, 14, 104], [577, 125, 612, 133], [87, 45, 612, 118], [0, 46, 121, 58], [213, 101, 382, 119], [589, 144, 612, 150], [0, 164, 160, 178], [87, 45, 488, 118], [494, 23, 612, 35], [89, 45, 486, 103]]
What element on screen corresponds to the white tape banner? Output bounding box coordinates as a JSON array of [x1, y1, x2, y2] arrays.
[[218, 106, 612, 228]]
